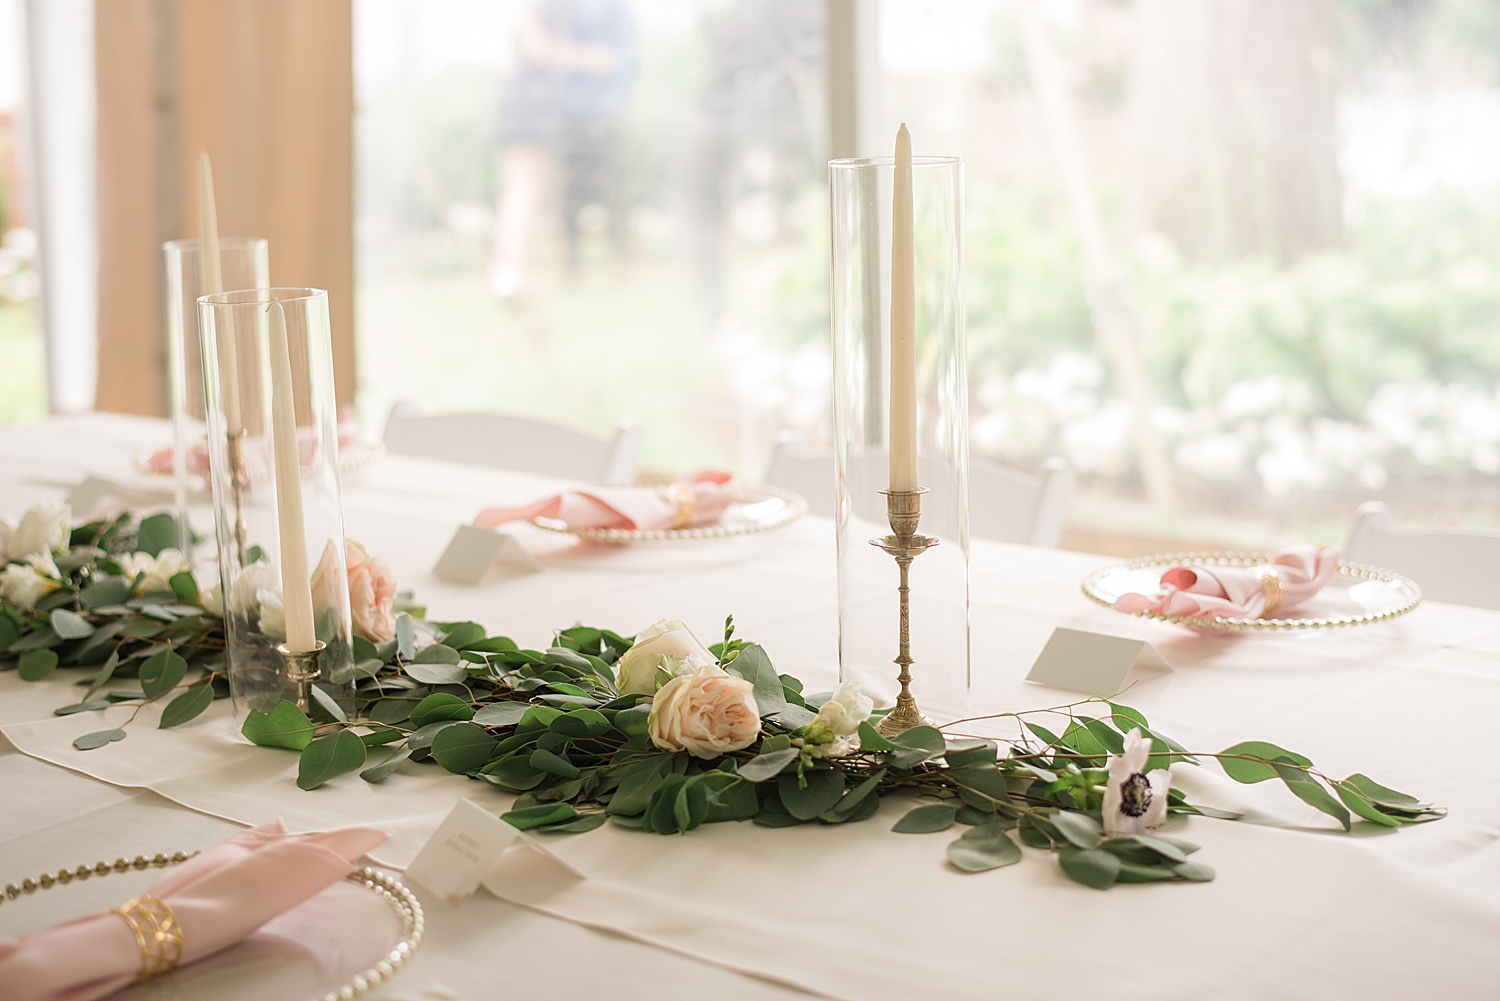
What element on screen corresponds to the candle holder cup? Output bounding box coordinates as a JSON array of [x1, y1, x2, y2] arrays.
[[197, 289, 355, 720], [164, 238, 269, 558], [829, 155, 970, 728]]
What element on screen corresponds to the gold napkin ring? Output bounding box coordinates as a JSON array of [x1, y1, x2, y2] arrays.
[[113, 894, 183, 980], [663, 483, 697, 530], [1254, 565, 1285, 616]]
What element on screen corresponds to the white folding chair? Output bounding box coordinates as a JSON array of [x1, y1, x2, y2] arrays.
[[764, 434, 1073, 547], [1344, 501, 1500, 610], [382, 403, 642, 484], [969, 456, 1074, 547]]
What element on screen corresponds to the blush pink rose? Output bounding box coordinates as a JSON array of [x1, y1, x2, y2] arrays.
[[344, 540, 397, 644], [647, 664, 760, 759], [310, 539, 398, 644]]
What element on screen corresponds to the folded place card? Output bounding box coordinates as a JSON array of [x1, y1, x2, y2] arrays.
[[405, 799, 581, 909], [432, 524, 543, 585], [1025, 627, 1171, 697]]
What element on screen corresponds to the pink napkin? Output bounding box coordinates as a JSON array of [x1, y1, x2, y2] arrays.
[[143, 406, 365, 476], [0, 820, 388, 1001], [1113, 544, 1341, 619], [475, 470, 740, 532]]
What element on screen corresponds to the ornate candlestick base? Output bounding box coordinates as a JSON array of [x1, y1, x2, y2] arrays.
[[870, 488, 940, 738], [277, 641, 326, 716]]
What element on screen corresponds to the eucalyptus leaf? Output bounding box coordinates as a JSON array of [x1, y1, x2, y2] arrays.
[[50, 608, 95, 640], [727, 644, 788, 717], [503, 803, 577, 830], [473, 701, 531, 727], [361, 747, 413, 783], [297, 730, 367, 790], [409, 692, 473, 729], [1218, 741, 1310, 783], [946, 822, 1022, 872], [73, 728, 128, 751], [54, 700, 111, 716], [310, 685, 350, 723], [135, 513, 179, 557], [1051, 809, 1103, 850], [737, 748, 800, 783], [241, 700, 315, 751], [18, 649, 59, 681], [159, 683, 215, 728], [404, 659, 468, 685], [533, 813, 608, 835], [431, 722, 498, 773], [395, 614, 416, 660], [778, 769, 845, 820], [892, 803, 957, 833], [1059, 846, 1122, 889], [139, 649, 187, 699]]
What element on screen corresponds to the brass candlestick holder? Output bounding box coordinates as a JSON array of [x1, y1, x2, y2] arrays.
[[277, 641, 326, 716], [224, 428, 251, 564], [870, 487, 940, 737]]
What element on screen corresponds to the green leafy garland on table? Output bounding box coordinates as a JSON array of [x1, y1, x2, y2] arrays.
[[0, 506, 1445, 891]]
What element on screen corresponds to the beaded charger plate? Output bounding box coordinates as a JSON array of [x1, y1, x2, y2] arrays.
[[1081, 552, 1423, 632], [533, 482, 809, 542], [2, 854, 421, 1001]]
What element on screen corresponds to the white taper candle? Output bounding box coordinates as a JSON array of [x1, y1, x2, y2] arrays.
[[267, 299, 316, 652], [889, 123, 918, 492], [197, 152, 240, 433]]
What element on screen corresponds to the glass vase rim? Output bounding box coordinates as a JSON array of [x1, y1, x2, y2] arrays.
[[828, 155, 963, 170], [163, 236, 270, 253], [199, 287, 329, 308]]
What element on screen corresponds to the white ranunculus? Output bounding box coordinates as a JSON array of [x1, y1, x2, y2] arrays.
[[615, 619, 719, 696], [10, 500, 69, 562], [229, 561, 285, 639], [0, 515, 14, 564], [200, 579, 224, 617], [1102, 728, 1170, 835], [118, 548, 191, 594], [0, 553, 62, 608], [806, 682, 874, 742]]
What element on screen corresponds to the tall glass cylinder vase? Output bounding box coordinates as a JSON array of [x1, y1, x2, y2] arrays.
[[197, 288, 354, 720], [164, 237, 270, 557], [829, 155, 969, 725]]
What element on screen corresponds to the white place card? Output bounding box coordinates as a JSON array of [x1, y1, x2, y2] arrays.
[[405, 799, 581, 909], [432, 524, 542, 585], [1025, 627, 1171, 697]]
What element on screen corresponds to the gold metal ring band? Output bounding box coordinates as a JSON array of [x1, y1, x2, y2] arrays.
[[1253, 564, 1285, 616], [113, 893, 183, 980], [662, 483, 697, 530]]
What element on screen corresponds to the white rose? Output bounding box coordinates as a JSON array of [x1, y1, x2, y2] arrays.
[[647, 664, 761, 759], [229, 561, 285, 639], [10, 500, 69, 562], [0, 515, 13, 564], [806, 682, 874, 742], [616, 619, 719, 696], [200, 579, 224, 617], [0, 554, 61, 608], [118, 548, 190, 594]]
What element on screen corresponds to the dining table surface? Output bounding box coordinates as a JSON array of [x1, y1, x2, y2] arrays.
[[1, 412, 1497, 1001]]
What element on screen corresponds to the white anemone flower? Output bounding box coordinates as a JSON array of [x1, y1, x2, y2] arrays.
[[1103, 729, 1170, 835]]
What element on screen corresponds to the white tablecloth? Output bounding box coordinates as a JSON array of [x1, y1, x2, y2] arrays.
[[1, 414, 1497, 1001]]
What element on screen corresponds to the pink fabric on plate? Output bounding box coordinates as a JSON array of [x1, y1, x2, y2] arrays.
[[143, 406, 365, 476], [1113, 544, 1341, 619], [474, 470, 740, 532], [0, 820, 388, 1001]]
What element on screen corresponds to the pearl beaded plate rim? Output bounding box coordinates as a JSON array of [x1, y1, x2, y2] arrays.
[[532, 482, 809, 542], [3, 853, 422, 1001], [1080, 551, 1423, 632]]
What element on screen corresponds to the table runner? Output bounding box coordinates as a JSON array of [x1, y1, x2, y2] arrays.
[[7, 607, 1500, 1001]]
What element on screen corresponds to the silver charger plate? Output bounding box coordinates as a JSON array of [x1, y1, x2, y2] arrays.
[[533, 483, 808, 541], [1081, 551, 1423, 631]]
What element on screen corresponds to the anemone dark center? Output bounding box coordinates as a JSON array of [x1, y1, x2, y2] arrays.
[[1120, 773, 1152, 817]]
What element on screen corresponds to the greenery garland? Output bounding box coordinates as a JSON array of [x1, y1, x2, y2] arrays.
[[2, 512, 1446, 891]]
